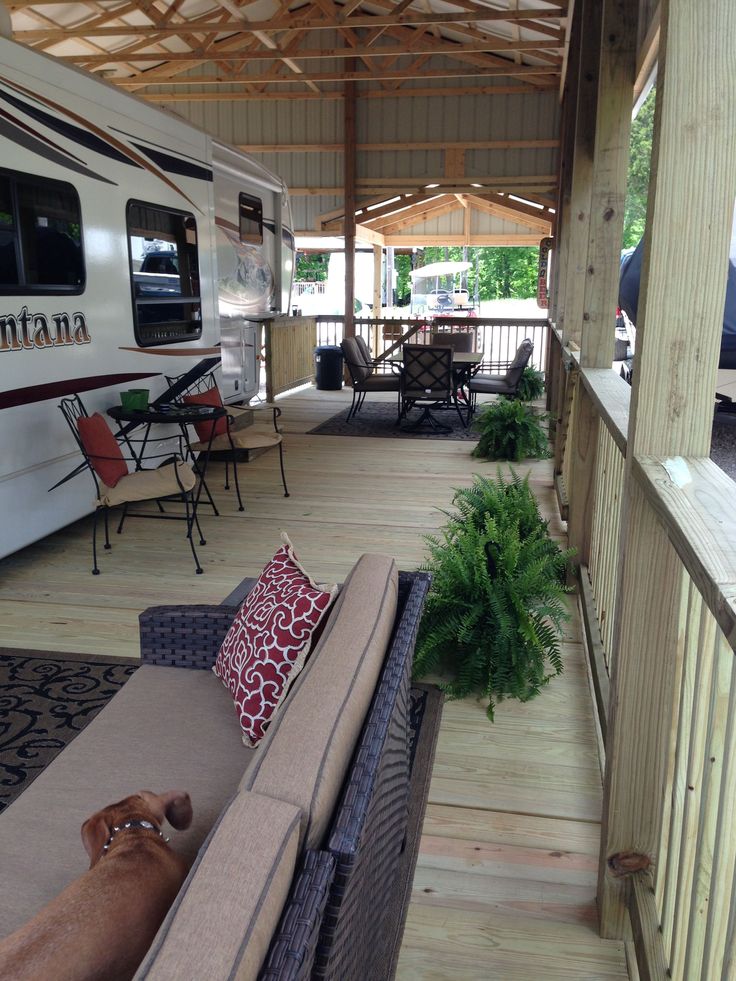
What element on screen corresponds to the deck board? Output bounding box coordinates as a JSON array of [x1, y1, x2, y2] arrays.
[[0, 386, 627, 978]]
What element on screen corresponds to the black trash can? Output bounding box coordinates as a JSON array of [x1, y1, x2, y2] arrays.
[[314, 344, 343, 390]]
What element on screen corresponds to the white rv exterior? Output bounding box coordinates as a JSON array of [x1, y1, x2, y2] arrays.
[[0, 36, 294, 559]]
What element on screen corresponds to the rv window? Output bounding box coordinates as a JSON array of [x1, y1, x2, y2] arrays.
[[127, 201, 202, 347], [239, 193, 263, 246], [0, 170, 84, 294]]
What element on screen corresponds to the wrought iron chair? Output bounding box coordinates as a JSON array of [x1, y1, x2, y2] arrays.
[[466, 338, 535, 424], [400, 344, 465, 432], [165, 370, 289, 512], [59, 395, 202, 574], [340, 336, 401, 421]]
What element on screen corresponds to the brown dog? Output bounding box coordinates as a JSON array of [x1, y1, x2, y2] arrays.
[[0, 789, 193, 981]]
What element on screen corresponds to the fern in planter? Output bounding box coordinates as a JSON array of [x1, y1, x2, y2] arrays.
[[507, 366, 545, 403], [414, 470, 573, 720], [472, 399, 550, 461]]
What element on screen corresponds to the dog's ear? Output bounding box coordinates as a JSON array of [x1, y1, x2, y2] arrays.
[[159, 790, 193, 831], [81, 812, 111, 867]]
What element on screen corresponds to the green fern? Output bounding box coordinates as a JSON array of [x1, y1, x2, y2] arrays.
[[504, 366, 545, 403], [414, 469, 574, 720], [471, 399, 550, 461]]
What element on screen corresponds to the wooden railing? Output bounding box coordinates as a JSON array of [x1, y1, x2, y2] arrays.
[[315, 316, 550, 371], [552, 334, 736, 979]]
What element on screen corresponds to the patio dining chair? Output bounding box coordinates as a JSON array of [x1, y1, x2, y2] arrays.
[[59, 395, 202, 575], [340, 336, 401, 421], [400, 344, 465, 432], [430, 330, 475, 353], [466, 338, 534, 424], [164, 370, 289, 512]]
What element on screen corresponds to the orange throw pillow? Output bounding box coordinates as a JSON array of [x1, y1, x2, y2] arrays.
[[77, 413, 128, 488], [183, 387, 228, 442]]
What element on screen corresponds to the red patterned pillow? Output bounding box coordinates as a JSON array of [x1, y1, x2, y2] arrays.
[[213, 534, 338, 746]]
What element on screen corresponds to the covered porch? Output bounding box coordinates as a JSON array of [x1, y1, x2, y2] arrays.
[[0, 383, 629, 977]]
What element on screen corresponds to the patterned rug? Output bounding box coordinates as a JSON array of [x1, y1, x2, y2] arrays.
[[308, 401, 477, 441], [0, 649, 139, 813]]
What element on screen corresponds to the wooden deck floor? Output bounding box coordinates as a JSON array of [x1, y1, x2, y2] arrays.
[[0, 386, 628, 979]]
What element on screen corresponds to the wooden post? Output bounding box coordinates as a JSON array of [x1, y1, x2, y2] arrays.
[[344, 76, 356, 338], [599, 0, 736, 940], [372, 244, 382, 329], [561, 0, 602, 351], [567, 0, 638, 565]]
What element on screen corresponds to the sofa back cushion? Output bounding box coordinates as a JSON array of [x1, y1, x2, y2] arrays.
[[135, 791, 301, 981], [240, 553, 398, 851]]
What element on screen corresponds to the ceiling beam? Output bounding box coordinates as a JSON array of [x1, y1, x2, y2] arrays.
[[238, 138, 559, 152], [133, 81, 554, 97], [466, 193, 551, 231], [383, 234, 543, 245], [11, 6, 568, 35]]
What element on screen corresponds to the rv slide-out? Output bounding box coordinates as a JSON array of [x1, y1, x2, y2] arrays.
[[0, 36, 294, 559]]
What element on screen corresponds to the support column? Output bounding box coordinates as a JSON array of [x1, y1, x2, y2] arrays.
[[567, 0, 638, 565], [344, 77, 356, 338], [599, 0, 736, 939], [372, 244, 382, 353], [561, 0, 603, 350]]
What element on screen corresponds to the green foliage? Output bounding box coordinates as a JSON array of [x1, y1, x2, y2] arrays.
[[413, 470, 573, 719], [294, 252, 328, 282], [623, 86, 656, 249], [395, 246, 541, 304], [507, 366, 545, 403], [472, 400, 550, 461]]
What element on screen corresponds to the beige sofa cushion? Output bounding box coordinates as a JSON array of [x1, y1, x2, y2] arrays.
[[136, 791, 301, 981], [0, 665, 253, 938], [241, 553, 398, 850]]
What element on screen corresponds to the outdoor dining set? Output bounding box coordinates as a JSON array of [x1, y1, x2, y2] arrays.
[[340, 331, 534, 432]]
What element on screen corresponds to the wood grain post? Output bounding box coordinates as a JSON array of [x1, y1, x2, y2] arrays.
[[373, 244, 382, 330], [599, 0, 736, 940], [343, 75, 356, 338], [567, 0, 637, 566], [560, 0, 602, 352]]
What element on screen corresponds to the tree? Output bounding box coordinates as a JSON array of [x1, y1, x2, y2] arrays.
[[623, 86, 656, 249], [294, 252, 328, 282]]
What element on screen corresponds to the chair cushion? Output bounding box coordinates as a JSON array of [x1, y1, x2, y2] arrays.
[[191, 431, 281, 453], [135, 792, 301, 981], [360, 374, 400, 392], [468, 375, 516, 395], [213, 534, 338, 747], [340, 338, 370, 383], [98, 461, 195, 507], [241, 553, 398, 850], [183, 388, 228, 441], [77, 413, 128, 488]]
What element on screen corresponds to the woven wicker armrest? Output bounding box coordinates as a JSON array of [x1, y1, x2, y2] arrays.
[[138, 604, 238, 668], [314, 570, 431, 979], [259, 851, 336, 981]]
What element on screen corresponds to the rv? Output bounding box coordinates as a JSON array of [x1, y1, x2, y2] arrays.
[[0, 36, 294, 559]]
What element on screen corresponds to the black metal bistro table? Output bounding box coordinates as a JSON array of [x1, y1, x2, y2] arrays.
[[107, 402, 227, 574]]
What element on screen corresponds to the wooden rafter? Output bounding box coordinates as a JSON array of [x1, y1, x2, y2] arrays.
[[239, 138, 559, 152], [466, 193, 551, 232], [12, 7, 568, 39]]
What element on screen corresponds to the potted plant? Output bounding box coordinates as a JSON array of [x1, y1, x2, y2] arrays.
[[413, 470, 573, 720], [471, 399, 550, 461]]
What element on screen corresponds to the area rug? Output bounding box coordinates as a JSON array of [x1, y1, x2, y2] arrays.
[[308, 402, 477, 441], [0, 649, 139, 813]]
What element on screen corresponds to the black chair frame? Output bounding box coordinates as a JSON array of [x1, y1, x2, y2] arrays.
[[59, 395, 205, 575], [400, 344, 465, 433], [165, 370, 289, 512]]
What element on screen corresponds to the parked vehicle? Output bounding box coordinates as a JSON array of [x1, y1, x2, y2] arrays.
[[0, 35, 294, 559]]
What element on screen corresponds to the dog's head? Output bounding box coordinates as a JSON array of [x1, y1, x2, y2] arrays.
[[81, 790, 193, 867]]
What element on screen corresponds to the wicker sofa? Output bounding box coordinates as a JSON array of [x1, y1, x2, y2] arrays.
[[0, 555, 430, 981]]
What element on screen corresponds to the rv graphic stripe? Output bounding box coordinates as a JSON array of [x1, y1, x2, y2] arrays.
[[0, 88, 138, 166], [132, 144, 212, 182], [0, 75, 202, 214], [0, 115, 117, 186], [0, 374, 160, 411]]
